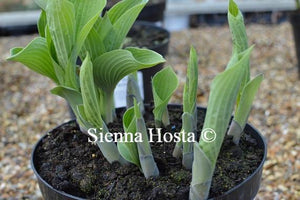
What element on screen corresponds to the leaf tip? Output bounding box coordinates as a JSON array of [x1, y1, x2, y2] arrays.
[[229, 0, 239, 17]]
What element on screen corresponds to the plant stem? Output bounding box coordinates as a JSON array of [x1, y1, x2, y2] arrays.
[[136, 117, 159, 178], [162, 108, 170, 127], [182, 112, 194, 170], [172, 134, 183, 158], [126, 73, 144, 113], [96, 123, 128, 165], [100, 90, 115, 123]]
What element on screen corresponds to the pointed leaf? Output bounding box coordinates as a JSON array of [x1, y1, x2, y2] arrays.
[[7, 37, 58, 83], [228, 0, 248, 59], [45, 25, 59, 64], [46, 0, 75, 67], [107, 0, 145, 24], [108, 0, 147, 50], [80, 54, 102, 126], [234, 74, 264, 128], [94, 15, 117, 53], [117, 106, 140, 167], [72, 0, 106, 55], [38, 10, 47, 37], [81, 27, 106, 61], [183, 46, 198, 114], [123, 106, 136, 133]]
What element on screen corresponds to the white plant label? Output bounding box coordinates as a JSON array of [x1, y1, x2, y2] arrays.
[[114, 72, 144, 108]]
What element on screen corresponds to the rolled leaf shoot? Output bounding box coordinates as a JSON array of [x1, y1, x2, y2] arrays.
[[190, 46, 253, 200], [134, 100, 159, 178], [152, 66, 179, 127]]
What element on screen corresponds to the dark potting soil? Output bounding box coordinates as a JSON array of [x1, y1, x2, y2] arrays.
[[35, 106, 264, 200]]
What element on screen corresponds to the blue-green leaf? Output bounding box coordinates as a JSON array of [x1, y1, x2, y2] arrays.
[[182, 112, 195, 170], [80, 53, 102, 126], [234, 74, 263, 128], [72, 0, 106, 55], [37, 10, 47, 38], [190, 143, 213, 200], [93, 47, 165, 93], [152, 66, 179, 127], [183, 46, 198, 114], [134, 100, 159, 178], [51, 86, 82, 111], [108, 0, 147, 50], [117, 106, 140, 167], [199, 47, 253, 164], [46, 0, 75, 67], [81, 27, 106, 61], [7, 37, 58, 83], [228, 74, 264, 145]]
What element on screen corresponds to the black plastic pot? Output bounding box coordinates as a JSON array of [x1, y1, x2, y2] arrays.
[[31, 105, 266, 200], [0, 24, 37, 36], [289, 11, 300, 78], [137, 0, 166, 22], [128, 21, 170, 103], [208, 123, 267, 200], [105, 0, 166, 22], [31, 121, 86, 200]]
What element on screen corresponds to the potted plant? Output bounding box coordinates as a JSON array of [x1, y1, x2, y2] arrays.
[[289, 0, 300, 77], [7, 0, 267, 199]]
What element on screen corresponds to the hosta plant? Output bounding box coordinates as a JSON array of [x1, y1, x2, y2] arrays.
[[190, 0, 263, 199], [8, 0, 165, 165], [7, 0, 264, 199]]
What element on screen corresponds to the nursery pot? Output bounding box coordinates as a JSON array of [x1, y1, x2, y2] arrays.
[[31, 105, 266, 200], [289, 11, 300, 77], [127, 21, 170, 103], [137, 0, 166, 22], [105, 0, 166, 22], [0, 24, 37, 36]]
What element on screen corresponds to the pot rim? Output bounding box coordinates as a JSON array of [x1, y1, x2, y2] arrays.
[[30, 121, 87, 200], [31, 105, 267, 200], [166, 104, 268, 199]]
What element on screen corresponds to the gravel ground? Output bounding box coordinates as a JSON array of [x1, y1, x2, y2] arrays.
[[1, 22, 299, 199]]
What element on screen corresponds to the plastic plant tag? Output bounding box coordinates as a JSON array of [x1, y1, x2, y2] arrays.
[[114, 72, 144, 108]]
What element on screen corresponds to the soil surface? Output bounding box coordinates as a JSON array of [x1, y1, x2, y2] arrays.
[[34, 106, 264, 200]]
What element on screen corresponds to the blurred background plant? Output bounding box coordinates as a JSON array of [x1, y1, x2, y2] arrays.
[[0, 0, 38, 12]]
